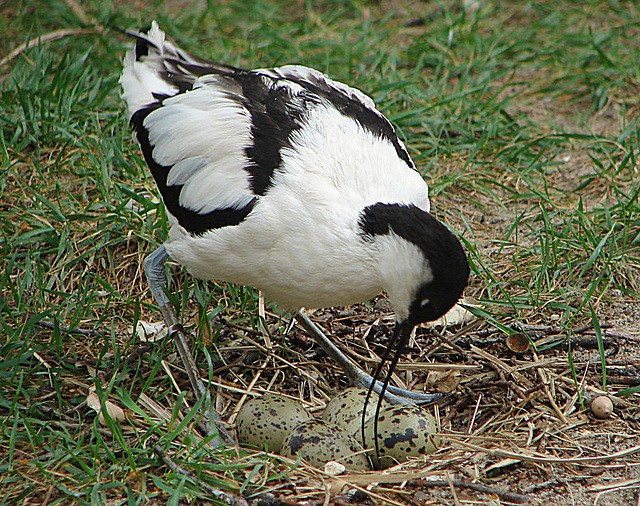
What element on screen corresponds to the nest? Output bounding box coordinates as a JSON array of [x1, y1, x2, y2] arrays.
[[105, 294, 640, 505]]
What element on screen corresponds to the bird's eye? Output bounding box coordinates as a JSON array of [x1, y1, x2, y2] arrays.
[[420, 298, 430, 308]]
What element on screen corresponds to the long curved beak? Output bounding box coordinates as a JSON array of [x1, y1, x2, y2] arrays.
[[363, 318, 415, 467]]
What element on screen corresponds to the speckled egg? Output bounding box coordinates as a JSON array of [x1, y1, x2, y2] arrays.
[[236, 394, 311, 453], [363, 404, 440, 469], [280, 419, 371, 471], [322, 387, 387, 438]]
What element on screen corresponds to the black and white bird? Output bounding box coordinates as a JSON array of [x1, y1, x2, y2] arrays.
[[120, 22, 469, 447]]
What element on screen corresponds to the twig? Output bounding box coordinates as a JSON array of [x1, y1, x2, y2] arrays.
[[36, 318, 103, 337], [588, 476, 640, 492], [413, 478, 530, 504], [0, 28, 96, 67], [470, 344, 532, 392], [584, 329, 640, 343], [246, 493, 295, 506], [257, 290, 272, 349], [42, 484, 55, 506], [228, 356, 271, 424], [220, 317, 264, 337], [511, 322, 613, 335], [154, 444, 249, 506], [467, 394, 482, 434], [456, 441, 640, 464], [445, 472, 462, 506], [535, 359, 570, 425]]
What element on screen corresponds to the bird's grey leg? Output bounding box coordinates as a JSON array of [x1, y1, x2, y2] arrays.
[[144, 244, 233, 446], [294, 311, 441, 405]]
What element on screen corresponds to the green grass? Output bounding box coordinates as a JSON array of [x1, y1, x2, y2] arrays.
[[1, 0, 639, 504]]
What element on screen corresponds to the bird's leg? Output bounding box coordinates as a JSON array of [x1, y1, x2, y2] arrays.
[[294, 311, 441, 405], [144, 244, 233, 446]]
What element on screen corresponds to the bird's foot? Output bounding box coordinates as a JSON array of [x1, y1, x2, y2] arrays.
[[294, 311, 441, 405], [350, 369, 442, 405]]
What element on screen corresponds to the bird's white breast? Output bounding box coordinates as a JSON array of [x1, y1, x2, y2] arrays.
[[165, 102, 430, 310]]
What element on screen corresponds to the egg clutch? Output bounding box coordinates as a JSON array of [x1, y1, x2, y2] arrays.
[[235, 388, 439, 470]]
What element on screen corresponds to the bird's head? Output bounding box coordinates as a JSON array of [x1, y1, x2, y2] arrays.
[[359, 202, 469, 335]]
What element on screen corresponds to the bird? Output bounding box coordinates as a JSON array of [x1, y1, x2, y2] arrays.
[[120, 21, 469, 448]]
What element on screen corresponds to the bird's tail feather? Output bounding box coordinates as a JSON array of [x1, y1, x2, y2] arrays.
[[119, 21, 237, 119]]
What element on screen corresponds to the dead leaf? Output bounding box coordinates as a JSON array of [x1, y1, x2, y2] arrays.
[[134, 320, 167, 342], [425, 370, 460, 393], [424, 297, 478, 328], [86, 389, 127, 425]]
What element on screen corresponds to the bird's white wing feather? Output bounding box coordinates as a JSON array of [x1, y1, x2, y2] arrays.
[[141, 84, 255, 213]]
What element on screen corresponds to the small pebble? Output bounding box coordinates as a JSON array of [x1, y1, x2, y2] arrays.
[[590, 395, 613, 419]]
